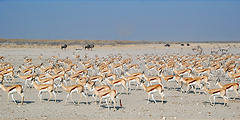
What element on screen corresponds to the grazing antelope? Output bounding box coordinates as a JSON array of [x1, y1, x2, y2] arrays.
[[60, 81, 87, 104], [215, 78, 239, 100], [140, 81, 164, 104], [0, 80, 24, 105], [24, 57, 32, 65], [202, 84, 228, 106], [0, 56, 5, 61], [32, 79, 56, 102]]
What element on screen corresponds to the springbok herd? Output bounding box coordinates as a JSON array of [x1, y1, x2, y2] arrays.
[[0, 51, 240, 110]]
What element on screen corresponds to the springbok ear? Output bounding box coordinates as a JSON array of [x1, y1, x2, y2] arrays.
[[216, 77, 220, 82]]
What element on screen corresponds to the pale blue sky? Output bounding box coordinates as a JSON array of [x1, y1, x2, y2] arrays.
[[0, 0, 239, 41]]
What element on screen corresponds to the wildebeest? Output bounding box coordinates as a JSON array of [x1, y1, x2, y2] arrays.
[[61, 44, 67, 50], [84, 44, 94, 50], [164, 44, 170, 47]]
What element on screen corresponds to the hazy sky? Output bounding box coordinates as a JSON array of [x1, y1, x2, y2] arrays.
[[0, 0, 239, 41]]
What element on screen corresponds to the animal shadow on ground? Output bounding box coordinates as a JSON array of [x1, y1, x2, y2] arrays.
[[100, 104, 124, 110], [202, 101, 227, 106], [119, 92, 130, 95], [87, 94, 94, 97], [55, 91, 63, 93], [42, 99, 63, 102], [77, 101, 90, 105], [15, 100, 35, 104], [64, 101, 89, 105], [144, 99, 167, 104], [232, 97, 240, 100]]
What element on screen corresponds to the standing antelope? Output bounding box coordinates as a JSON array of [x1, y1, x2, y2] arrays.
[[32, 79, 56, 102], [60, 81, 88, 104], [86, 81, 111, 104], [106, 78, 128, 94], [140, 81, 164, 104], [98, 89, 120, 110], [202, 84, 228, 106], [17, 71, 36, 88], [0, 80, 24, 105], [215, 78, 239, 100], [143, 73, 162, 86], [122, 75, 141, 91]]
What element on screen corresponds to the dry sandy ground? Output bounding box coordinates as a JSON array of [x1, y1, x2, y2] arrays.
[[0, 43, 240, 120]]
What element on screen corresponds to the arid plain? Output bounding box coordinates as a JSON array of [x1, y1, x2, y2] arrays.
[[0, 43, 240, 120]]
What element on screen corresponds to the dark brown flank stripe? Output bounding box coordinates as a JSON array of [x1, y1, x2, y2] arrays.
[[8, 86, 16, 92], [42, 79, 51, 83], [129, 77, 137, 80], [26, 76, 32, 79], [97, 87, 104, 91], [70, 86, 78, 91], [149, 78, 157, 81], [133, 74, 141, 77], [212, 89, 221, 94], [91, 77, 99, 80], [113, 80, 121, 84], [226, 85, 233, 89], [235, 75, 240, 78], [166, 76, 173, 80], [187, 80, 196, 84], [147, 85, 158, 93], [24, 69, 31, 72], [179, 71, 185, 74], [40, 86, 49, 90], [201, 69, 208, 72], [102, 91, 110, 97]]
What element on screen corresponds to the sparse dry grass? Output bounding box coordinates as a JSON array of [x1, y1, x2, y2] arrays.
[[0, 38, 152, 48], [0, 38, 239, 48]]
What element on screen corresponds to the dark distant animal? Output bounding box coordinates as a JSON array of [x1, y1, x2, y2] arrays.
[[180, 43, 184, 46], [61, 44, 67, 50], [164, 44, 170, 47], [186, 43, 190, 46], [85, 44, 94, 50]]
